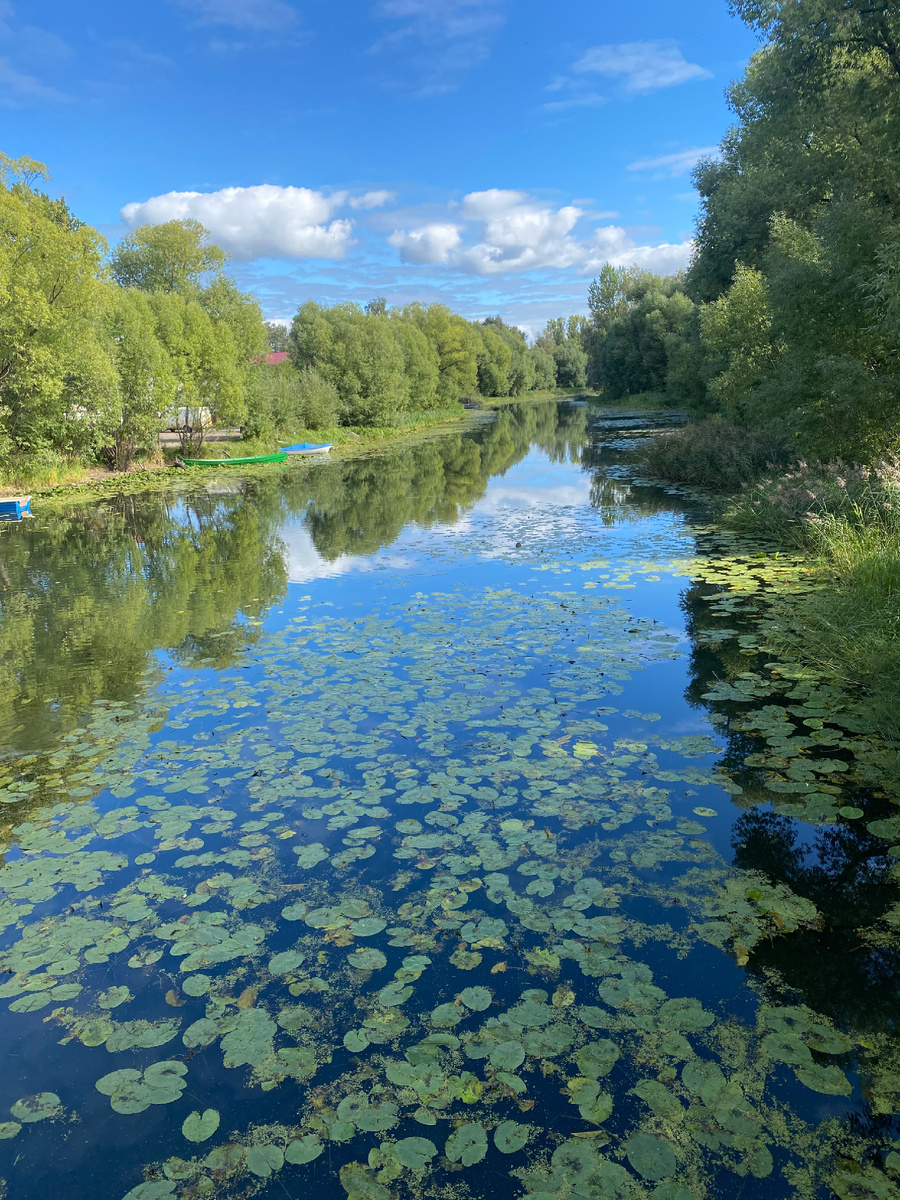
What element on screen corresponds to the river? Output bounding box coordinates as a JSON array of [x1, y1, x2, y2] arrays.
[[0, 399, 896, 1200]]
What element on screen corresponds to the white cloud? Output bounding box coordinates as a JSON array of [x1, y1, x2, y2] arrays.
[[348, 189, 396, 210], [120, 185, 356, 261], [0, 56, 68, 105], [386, 189, 693, 277], [574, 40, 711, 93], [171, 0, 297, 29], [540, 75, 605, 114], [0, 2, 72, 106], [369, 0, 507, 96], [388, 223, 462, 264], [627, 146, 717, 177]]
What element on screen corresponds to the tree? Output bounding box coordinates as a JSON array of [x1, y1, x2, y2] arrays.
[[0, 153, 112, 461], [551, 339, 588, 389], [594, 273, 696, 399], [402, 303, 481, 402], [104, 287, 175, 469], [476, 325, 511, 396], [289, 302, 409, 425], [365, 297, 387, 316], [149, 292, 244, 452], [530, 346, 557, 391], [535, 316, 588, 389], [483, 317, 535, 395], [264, 321, 289, 353], [110, 220, 227, 294], [390, 316, 440, 409]]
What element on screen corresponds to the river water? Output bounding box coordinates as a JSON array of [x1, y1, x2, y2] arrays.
[[0, 400, 896, 1200]]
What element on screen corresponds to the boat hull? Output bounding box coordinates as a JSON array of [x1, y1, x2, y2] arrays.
[[180, 453, 288, 467], [280, 443, 332, 454]]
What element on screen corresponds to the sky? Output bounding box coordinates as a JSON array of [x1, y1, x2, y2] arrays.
[[2, 0, 759, 335]]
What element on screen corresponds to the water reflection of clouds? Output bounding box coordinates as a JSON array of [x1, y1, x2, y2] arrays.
[[281, 523, 383, 583]]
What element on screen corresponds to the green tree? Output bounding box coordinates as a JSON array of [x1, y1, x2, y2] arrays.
[[104, 287, 175, 469], [483, 317, 536, 395], [110, 220, 227, 295], [402, 303, 481, 402], [476, 325, 512, 396], [149, 292, 244, 453], [530, 345, 557, 391], [0, 153, 112, 462], [289, 302, 409, 425], [264, 321, 289, 353], [389, 315, 441, 409]]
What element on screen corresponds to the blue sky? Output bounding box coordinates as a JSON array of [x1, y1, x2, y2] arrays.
[[3, 0, 757, 334]]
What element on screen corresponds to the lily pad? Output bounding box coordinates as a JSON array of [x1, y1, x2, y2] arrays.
[[458, 986, 492, 1011], [182, 1109, 220, 1142], [294, 843, 328, 869], [10, 1093, 61, 1123], [285, 1134, 324, 1164], [0, 1122, 21, 1139], [348, 949, 387, 971], [445, 1123, 488, 1166], [246, 1144, 284, 1177], [393, 1136, 437, 1170], [494, 1120, 529, 1153], [182, 974, 211, 997], [490, 1041, 525, 1071], [626, 1133, 677, 1181], [430, 1002, 463, 1027]]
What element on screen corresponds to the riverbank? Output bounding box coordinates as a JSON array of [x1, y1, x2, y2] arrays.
[[641, 417, 900, 747], [5, 391, 595, 504]]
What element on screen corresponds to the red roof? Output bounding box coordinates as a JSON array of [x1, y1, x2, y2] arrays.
[[263, 351, 289, 365]]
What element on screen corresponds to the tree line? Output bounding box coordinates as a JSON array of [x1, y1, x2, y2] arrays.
[[0, 153, 584, 474], [571, 0, 900, 463]]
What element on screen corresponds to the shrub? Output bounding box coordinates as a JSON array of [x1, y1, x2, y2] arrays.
[[296, 367, 339, 430], [722, 457, 900, 544], [643, 418, 792, 491]]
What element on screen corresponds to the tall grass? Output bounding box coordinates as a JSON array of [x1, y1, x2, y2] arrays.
[[724, 458, 900, 741], [643, 418, 792, 491]]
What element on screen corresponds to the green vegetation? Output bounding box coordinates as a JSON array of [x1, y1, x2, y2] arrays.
[[0, 160, 572, 485], [568, 0, 900, 744]]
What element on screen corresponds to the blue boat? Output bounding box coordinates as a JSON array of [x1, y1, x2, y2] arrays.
[[0, 496, 32, 520], [280, 442, 332, 455]]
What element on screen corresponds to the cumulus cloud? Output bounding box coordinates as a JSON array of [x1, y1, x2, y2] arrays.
[[387, 189, 693, 276], [369, 0, 507, 96], [574, 41, 711, 93], [628, 146, 718, 177], [170, 0, 297, 29], [347, 189, 396, 210], [388, 223, 462, 264], [120, 185, 356, 261]]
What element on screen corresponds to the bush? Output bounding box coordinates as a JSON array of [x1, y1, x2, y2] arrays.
[[643, 418, 792, 491], [722, 457, 900, 544], [297, 367, 339, 430]]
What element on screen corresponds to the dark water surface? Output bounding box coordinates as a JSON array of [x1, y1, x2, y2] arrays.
[[0, 401, 897, 1200]]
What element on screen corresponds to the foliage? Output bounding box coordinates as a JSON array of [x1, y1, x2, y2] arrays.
[[0, 152, 113, 465], [244, 363, 339, 439], [110, 220, 227, 295], [643, 418, 793, 491]]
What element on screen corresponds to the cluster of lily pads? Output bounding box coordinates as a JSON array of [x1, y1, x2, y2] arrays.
[[0, 441, 898, 1200]]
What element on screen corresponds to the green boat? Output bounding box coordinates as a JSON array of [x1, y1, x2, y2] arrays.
[[177, 452, 288, 467]]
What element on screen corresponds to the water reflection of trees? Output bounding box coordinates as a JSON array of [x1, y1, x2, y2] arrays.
[[0, 401, 594, 751], [0, 492, 288, 752], [680, 574, 900, 1130]]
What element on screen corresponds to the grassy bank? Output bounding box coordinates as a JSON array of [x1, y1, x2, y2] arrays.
[[3, 405, 477, 499], [11, 395, 582, 505], [642, 418, 900, 742]]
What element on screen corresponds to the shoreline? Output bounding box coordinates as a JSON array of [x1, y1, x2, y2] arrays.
[[20, 391, 597, 508]]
